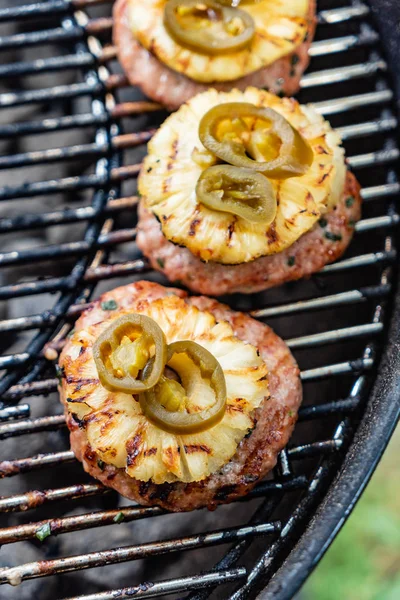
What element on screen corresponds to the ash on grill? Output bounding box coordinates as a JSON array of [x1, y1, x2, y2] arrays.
[[0, 0, 398, 599]]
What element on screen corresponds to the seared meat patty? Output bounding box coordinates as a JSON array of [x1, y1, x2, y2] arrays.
[[136, 171, 362, 296], [113, 0, 316, 111], [59, 281, 301, 512]]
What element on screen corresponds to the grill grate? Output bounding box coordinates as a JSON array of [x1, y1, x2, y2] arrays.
[[0, 1, 399, 599]]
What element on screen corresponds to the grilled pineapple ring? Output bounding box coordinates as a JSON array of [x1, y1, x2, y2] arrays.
[[127, 0, 311, 83], [61, 295, 269, 484], [139, 88, 347, 265]]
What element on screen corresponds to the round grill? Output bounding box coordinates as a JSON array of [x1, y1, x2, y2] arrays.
[[0, 1, 399, 599]]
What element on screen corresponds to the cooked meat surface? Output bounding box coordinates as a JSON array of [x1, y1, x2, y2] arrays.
[[60, 281, 301, 511], [113, 0, 316, 110], [136, 171, 362, 296]]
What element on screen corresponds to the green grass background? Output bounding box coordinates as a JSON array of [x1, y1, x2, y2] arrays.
[[302, 426, 400, 600]]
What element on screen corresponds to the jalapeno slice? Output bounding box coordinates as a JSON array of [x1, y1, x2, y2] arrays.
[[196, 164, 276, 224], [93, 314, 167, 394], [139, 340, 227, 435], [163, 0, 255, 55], [199, 102, 314, 179]]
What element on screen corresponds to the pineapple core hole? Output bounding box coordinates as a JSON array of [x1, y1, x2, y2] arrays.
[[101, 324, 152, 380], [216, 116, 281, 162], [164, 351, 216, 413]]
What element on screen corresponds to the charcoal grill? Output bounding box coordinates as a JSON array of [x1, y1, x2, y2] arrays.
[[0, 0, 399, 598]]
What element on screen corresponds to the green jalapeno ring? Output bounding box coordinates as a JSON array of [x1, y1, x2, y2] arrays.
[[93, 314, 167, 394], [199, 102, 314, 179], [163, 0, 255, 56], [196, 164, 277, 224], [139, 340, 227, 435]]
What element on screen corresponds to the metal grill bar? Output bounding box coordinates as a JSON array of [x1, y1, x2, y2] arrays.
[[65, 569, 248, 600], [301, 60, 386, 88], [0, 196, 138, 235], [300, 357, 374, 381], [0, 483, 108, 513], [0, 415, 65, 439], [0, 404, 30, 421], [252, 284, 391, 319], [0, 523, 280, 584], [318, 3, 369, 23], [309, 31, 379, 57], [0, 477, 307, 514]]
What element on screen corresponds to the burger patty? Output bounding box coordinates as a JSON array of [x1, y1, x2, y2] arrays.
[[113, 0, 316, 111], [137, 171, 362, 296], [60, 281, 301, 512]]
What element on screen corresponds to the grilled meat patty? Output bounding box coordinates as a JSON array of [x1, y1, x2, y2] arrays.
[[137, 171, 361, 296], [113, 0, 316, 111], [59, 281, 301, 512]]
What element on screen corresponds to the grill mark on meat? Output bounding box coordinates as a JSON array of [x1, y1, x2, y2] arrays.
[[139, 481, 151, 496], [184, 444, 212, 455], [213, 484, 238, 501], [149, 483, 174, 501]]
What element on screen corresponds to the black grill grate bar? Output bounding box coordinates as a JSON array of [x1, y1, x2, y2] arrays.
[[314, 89, 393, 116], [0, 385, 369, 438], [318, 3, 369, 23], [0, 247, 393, 303], [300, 356, 374, 381], [301, 59, 386, 88], [0, 120, 393, 173], [348, 147, 399, 169], [0, 132, 153, 171], [0, 505, 165, 544], [0, 173, 393, 237], [0, 273, 390, 339], [288, 440, 342, 460], [253, 283, 391, 319], [0, 80, 103, 108], [298, 397, 360, 421], [0, 431, 364, 478], [0, 228, 136, 268], [65, 569, 248, 600], [286, 322, 383, 349], [0, 213, 393, 272], [0, 53, 95, 79], [321, 249, 396, 273], [361, 182, 400, 200], [0, 196, 138, 235], [356, 214, 399, 231], [0, 103, 160, 139], [0, 483, 109, 513], [309, 30, 379, 57], [336, 116, 398, 140], [0, 0, 68, 22], [0, 26, 84, 51], [0, 476, 307, 544], [0, 404, 30, 422], [0, 316, 384, 371], [0, 66, 389, 112], [0, 415, 65, 440], [0, 451, 75, 478], [0, 477, 307, 515], [0, 164, 140, 201], [0, 522, 280, 584]]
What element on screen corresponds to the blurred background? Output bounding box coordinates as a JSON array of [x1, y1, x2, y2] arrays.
[[302, 425, 400, 600]]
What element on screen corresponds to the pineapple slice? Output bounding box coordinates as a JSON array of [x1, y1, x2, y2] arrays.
[[127, 0, 311, 83], [139, 87, 347, 265], [61, 296, 269, 484]]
